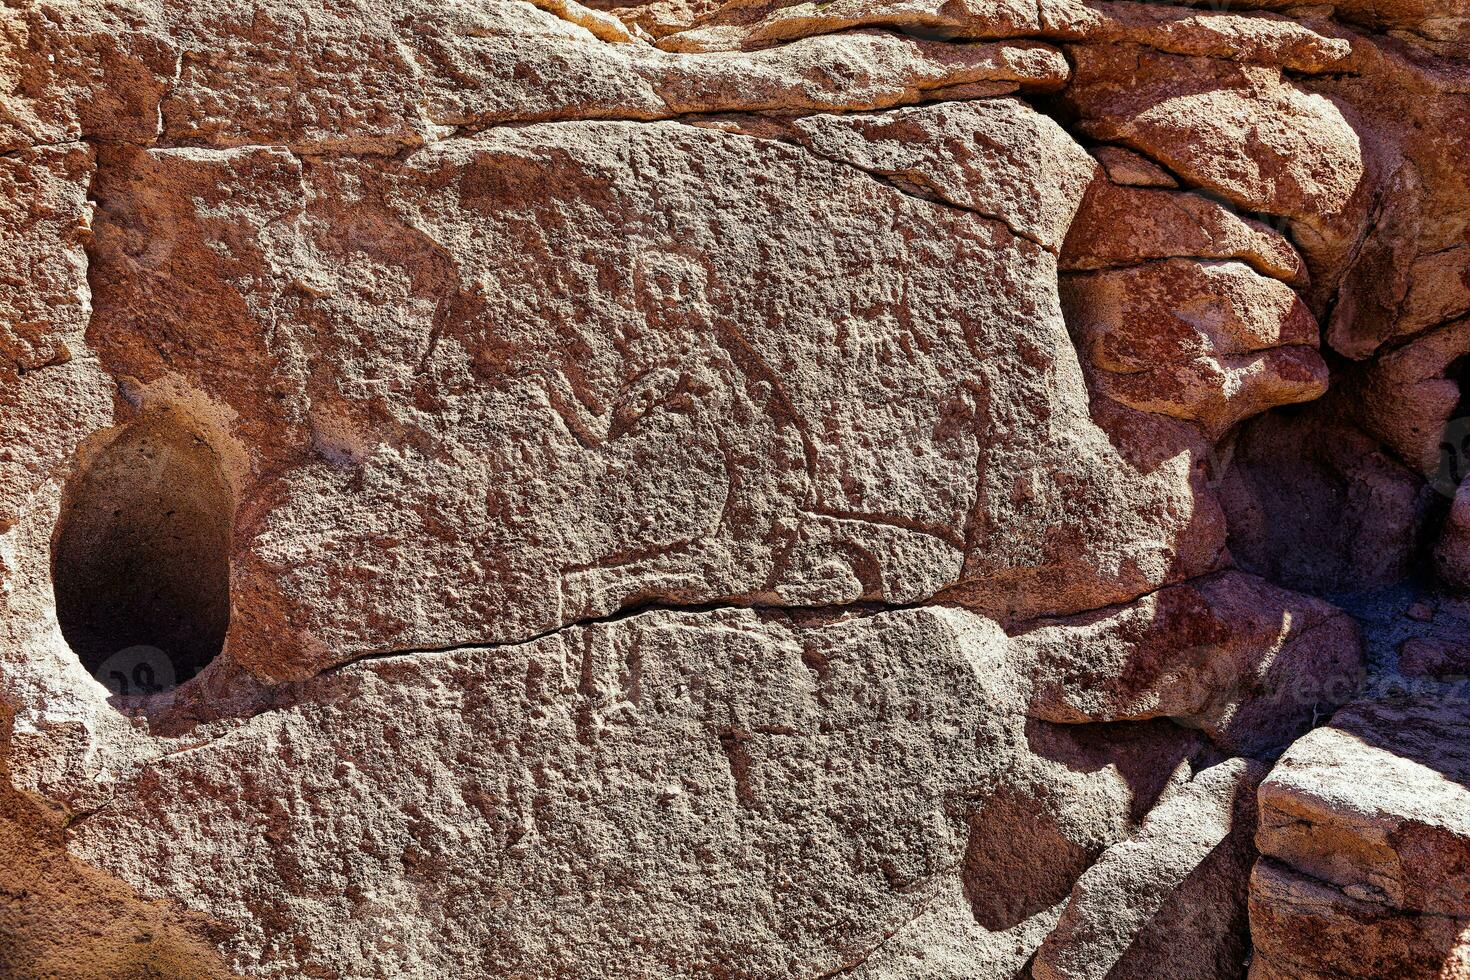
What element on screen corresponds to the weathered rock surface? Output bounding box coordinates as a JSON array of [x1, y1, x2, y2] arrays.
[[53, 607, 1207, 978], [1219, 399, 1437, 594], [1259, 691, 1470, 915], [1253, 688, 1470, 978], [788, 97, 1098, 251], [1401, 635, 1470, 679], [0, 0, 175, 152], [1062, 259, 1328, 437], [1090, 145, 1177, 189], [76, 103, 1227, 683], [0, 720, 232, 980], [1061, 43, 1373, 308], [1345, 315, 1470, 481], [0, 0, 1464, 975], [1034, 757, 1265, 980], [159, 0, 1070, 151], [1013, 571, 1364, 755], [0, 144, 109, 537], [1250, 860, 1470, 980], [1318, 39, 1470, 359], [1062, 178, 1309, 287]]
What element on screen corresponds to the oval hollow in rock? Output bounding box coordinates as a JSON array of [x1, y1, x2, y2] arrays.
[[51, 412, 233, 693]]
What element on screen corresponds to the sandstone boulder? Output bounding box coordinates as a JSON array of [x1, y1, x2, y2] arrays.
[[1090, 146, 1177, 189], [1061, 179, 1308, 287], [1034, 757, 1265, 980], [1062, 45, 1372, 306], [1401, 636, 1470, 679], [1061, 259, 1328, 437], [1250, 860, 1470, 980], [659, 0, 1355, 70], [1252, 687, 1470, 978], [1345, 315, 1470, 481], [789, 97, 1098, 252], [1290, 0, 1470, 51], [1315, 35, 1470, 357], [1013, 571, 1364, 756]]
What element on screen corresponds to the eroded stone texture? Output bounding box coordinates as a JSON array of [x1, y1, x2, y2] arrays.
[[1034, 757, 1265, 980], [1060, 43, 1373, 310], [0, 0, 1462, 976], [1253, 689, 1470, 978], [0, 728, 231, 979], [156, 0, 1070, 152], [57, 607, 1210, 978], [0, 0, 175, 152], [1250, 859, 1470, 980], [1259, 692, 1470, 915], [1061, 178, 1308, 287], [0, 144, 109, 535], [1317, 38, 1470, 360], [1090, 145, 1177, 188], [659, 0, 1357, 66], [1061, 259, 1328, 437], [1344, 314, 1470, 480], [1014, 571, 1364, 756], [788, 97, 1098, 251], [77, 107, 1230, 683]]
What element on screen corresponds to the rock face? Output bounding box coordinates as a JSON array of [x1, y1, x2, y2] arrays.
[[1034, 757, 1266, 980], [55, 607, 1213, 978], [0, 0, 1464, 977], [1013, 571, 1363, 756], [1253, 689, 1470, 978], [1219, 397, 1437, 594]]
